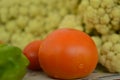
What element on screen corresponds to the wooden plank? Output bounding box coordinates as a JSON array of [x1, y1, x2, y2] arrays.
[[23, 70, 120, 80]]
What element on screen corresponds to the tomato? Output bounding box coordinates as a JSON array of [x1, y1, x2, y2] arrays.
[[0, 41, 3, 44], [23, 40, 42, 70], [39, 28, 98, 79]]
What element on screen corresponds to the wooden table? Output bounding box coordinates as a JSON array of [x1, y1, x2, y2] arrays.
[[23, 70, 120, 80]]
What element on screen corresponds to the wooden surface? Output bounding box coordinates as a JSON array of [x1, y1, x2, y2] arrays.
[[23, 70, 120, 80]]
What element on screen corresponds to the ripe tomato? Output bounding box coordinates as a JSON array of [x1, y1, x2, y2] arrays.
[[39, 28, 98, 79], [23, 40, 42, 70]]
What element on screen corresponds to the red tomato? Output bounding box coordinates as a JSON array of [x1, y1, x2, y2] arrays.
[[39, 28, 98, 79], [23, 40, 42, 70]]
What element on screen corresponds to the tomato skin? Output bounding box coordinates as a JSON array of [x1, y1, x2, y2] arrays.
[[23, 40, 42, 70], [39, 28, 98, 79]]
